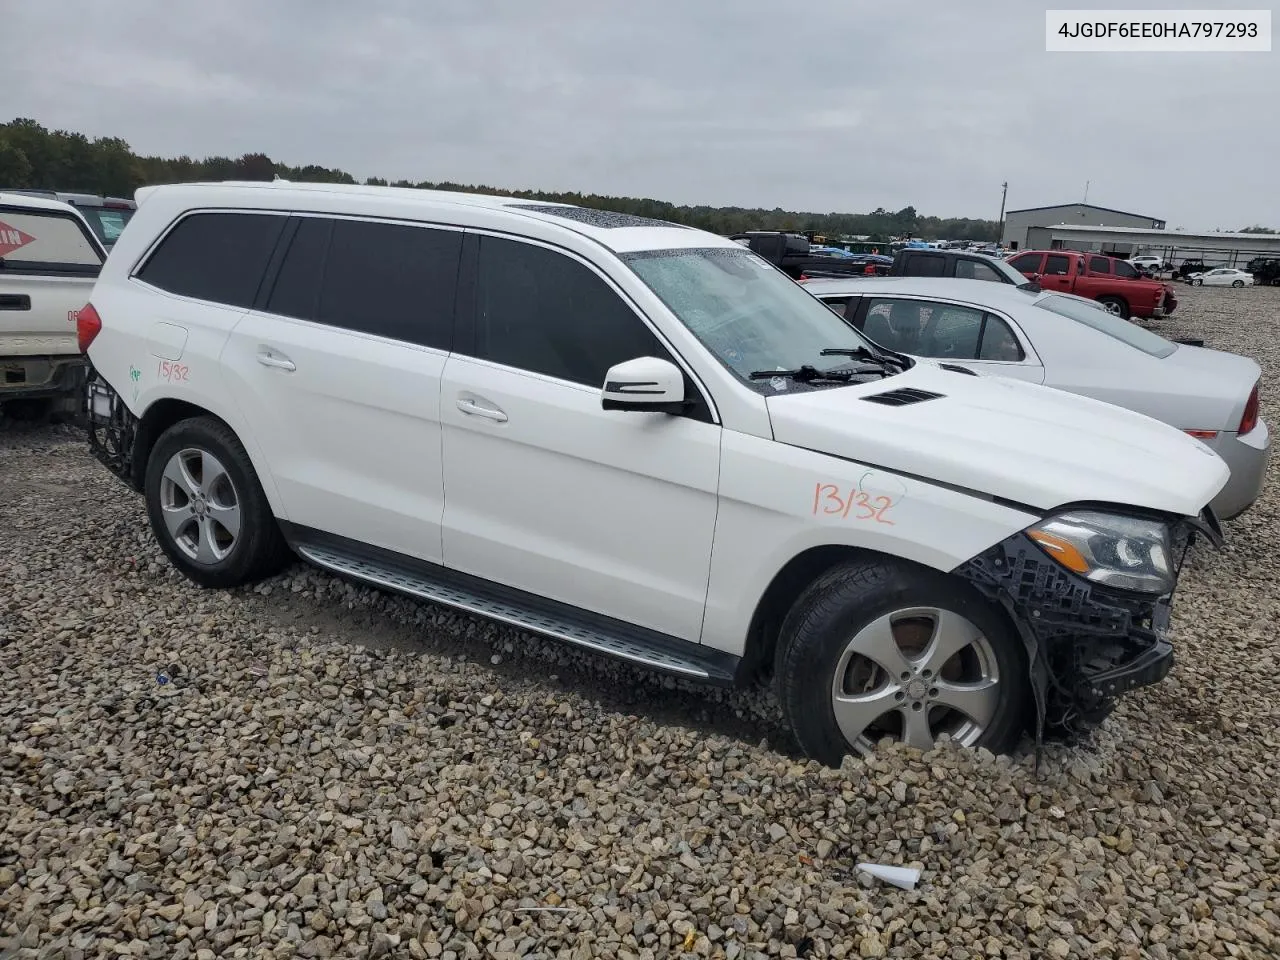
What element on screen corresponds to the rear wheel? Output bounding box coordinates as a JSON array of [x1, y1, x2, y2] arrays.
[[1232, 279, 1244, 288], [776, 558, 1030, 766], [1095, 296, 1130, 318], [145, 416, 291, 588]]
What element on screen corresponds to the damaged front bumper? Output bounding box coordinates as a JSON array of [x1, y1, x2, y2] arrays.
[[955, 509, 1222, 738]]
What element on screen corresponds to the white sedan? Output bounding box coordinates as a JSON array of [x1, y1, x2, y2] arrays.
[[802, 276, 1269, 519], [1187, 268, 1254, 287]]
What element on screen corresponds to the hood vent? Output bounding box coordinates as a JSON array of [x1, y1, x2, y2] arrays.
[[862, 387, 945, 407], [939, 363, 978, 376]]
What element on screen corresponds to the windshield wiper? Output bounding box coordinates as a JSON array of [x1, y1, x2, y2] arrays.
[[748, 364, 858, 384], [820, 346, 906, 369]]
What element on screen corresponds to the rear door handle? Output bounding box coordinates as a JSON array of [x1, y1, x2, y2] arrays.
[[456, 398, 507, 422], [256, 347, 296, 372]]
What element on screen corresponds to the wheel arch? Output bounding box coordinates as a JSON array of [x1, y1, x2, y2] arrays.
[[735, 543, 1006, 686], [130, 395, 288, 519]]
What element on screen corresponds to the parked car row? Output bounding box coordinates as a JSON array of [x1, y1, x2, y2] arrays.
[[71, 181, 1244, 768]]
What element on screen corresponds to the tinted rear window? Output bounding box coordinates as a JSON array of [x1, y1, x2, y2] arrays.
[[317, 219, 461, 349], [138, 212, 286, 308], [264, 216, 461, 350]]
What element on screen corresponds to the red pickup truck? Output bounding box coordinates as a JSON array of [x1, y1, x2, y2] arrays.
[[1006, 250, 1177, 320]]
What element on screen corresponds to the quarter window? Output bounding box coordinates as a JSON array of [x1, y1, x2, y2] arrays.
[[138, 212, 286, 307], [470, 235, 670, 387]]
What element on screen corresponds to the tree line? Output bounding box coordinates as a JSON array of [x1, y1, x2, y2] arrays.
[[1, 117, 999, 240]]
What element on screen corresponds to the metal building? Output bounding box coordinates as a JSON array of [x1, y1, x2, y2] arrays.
[[1025, 223, 1280, 270], [1002, 203, 1166, 250]]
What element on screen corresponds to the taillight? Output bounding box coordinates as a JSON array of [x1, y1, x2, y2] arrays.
[[77, 302, 102, 352], [1239, 382, 1260, 435]]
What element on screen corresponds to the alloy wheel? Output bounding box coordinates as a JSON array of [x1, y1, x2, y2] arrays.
[[158, 448, 242, 564], [830, 607, 1001, 754]]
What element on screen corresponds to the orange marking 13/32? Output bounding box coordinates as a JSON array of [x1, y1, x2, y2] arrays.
[[811, 482, 896, 525]]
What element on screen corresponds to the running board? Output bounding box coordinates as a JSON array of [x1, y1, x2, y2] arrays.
[[292, 537, 738, 686]]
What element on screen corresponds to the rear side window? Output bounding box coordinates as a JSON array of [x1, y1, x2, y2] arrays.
[[470, 234, 668, 386], [1088, 256, 1111, 274], [0, 208, 103, 274], [1043, 254, 1071, 276], [265, 216, 461, 350], [138, 212, 286, 308], [1009, 253, 1042, 274], [905, 253, 946, 277]]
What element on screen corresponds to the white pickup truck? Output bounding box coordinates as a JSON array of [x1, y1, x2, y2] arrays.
[[0, 192, 107, 418]]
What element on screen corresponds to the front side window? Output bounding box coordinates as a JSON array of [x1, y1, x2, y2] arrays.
[[138, 212, 286, 308], [622, 247, 890, 390], [1009, 253, 1042, 274], [0, 208, 103, 273], [1035, 294, 1176, 358], [1112, 259, 1139, 279], [955, 259, 1004, 282], [472, 235, 669, 387]]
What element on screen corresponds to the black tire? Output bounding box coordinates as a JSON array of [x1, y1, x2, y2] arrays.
[[2, 398, 52, 423], [145, 416, 291, 588], [1231, 280, 1244, 288], [1190, 278, 1203, 286], [1095, 296, 1130, 319], [776, 558, 1030, 766]]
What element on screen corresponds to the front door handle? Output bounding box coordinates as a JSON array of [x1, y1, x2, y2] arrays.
[[456, 398, 508, 422], [256, 347, 296, 372]]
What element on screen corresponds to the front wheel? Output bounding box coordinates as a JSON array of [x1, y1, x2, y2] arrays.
[[1191, 278, 1203, 286], [776, 558, 1030, 766], [145, 416, 292, 588]]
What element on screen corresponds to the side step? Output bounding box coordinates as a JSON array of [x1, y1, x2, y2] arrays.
[[292, 537, 738, 686]]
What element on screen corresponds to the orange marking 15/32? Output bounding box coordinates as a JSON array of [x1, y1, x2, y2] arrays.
[[811, 482, 896, 525]]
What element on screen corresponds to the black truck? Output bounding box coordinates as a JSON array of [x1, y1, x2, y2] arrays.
[[728, 232, 889, 280]]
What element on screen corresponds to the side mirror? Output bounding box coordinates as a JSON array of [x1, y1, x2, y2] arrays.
[[601, 357, 688, 414]]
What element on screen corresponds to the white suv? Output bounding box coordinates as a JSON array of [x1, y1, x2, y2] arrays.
[[81, 181, 1229, 764]]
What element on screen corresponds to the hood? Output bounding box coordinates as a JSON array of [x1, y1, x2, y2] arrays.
[[766, 364, 1229, 518]]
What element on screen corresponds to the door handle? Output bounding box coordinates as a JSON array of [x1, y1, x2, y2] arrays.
[[256, 348, 296, 372], [456, 398, 507, 422]]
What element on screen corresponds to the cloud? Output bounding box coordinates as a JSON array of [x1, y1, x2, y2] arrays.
[[3, 0, 1275, 229]]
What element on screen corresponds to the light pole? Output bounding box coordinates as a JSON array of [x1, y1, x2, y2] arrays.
[[997, 181, 1008, 246]]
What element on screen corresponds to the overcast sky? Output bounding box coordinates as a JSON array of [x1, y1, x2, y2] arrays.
[[6, 0, 1278, 229]]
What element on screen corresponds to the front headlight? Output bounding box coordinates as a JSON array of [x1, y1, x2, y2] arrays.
[[1026, 511, 1174, 594]]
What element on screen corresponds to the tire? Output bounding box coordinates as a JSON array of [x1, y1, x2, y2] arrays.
[[1191, 278, 1203, 286], [144, 416, 291, 588], [1, 398, 52, 423], [776, 558, 1030, 766], [1232, 280, 1244, 288], [1095, 296, 1130, 319]]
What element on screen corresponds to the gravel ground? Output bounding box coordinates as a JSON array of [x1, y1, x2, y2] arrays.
[[1, 283, 1278, 959]]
